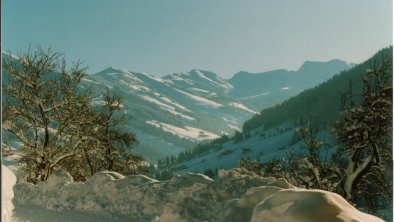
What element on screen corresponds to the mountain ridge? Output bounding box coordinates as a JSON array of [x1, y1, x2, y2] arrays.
[[227, 59, 351, 110], [1, 52, 352, 161], [164, 46, 392, 175]]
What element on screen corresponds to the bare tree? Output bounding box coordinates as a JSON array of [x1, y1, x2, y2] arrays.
[[3, 47, 147, 182], [2, 47, 92, 183], [84, 91, 144, 175]]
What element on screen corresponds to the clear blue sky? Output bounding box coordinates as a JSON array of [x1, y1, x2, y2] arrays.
[[2, 0, 393, 78]]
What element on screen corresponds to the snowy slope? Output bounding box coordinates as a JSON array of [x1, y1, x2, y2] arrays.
[[84, 67, 257, 161], [84, 61, 346, 161], [228, 60, 351, 110], [2, 52, 350, 162], [171, 124, 301, 173], [163, 69, 233, 94]]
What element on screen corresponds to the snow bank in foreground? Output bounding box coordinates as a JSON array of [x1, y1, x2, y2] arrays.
[[13, 168, 384, 222], [2, 165, 17, 222], [250, 189, 382, 222]]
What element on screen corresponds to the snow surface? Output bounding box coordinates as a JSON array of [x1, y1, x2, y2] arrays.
[[82, 78, 113, 89], [165, 69, 233, 92], [140, 95, 176, 111], [174, 88, 224, 108], [160, 96, 192, 112], [83, 67, 256, 161], [190, 87, 210, 93], [227, 124, 241, 131], [175, 125, 296, 173], [227, 102, 258, 114], [239, 91, 270, 100], [250, 189, 383, 222], [193, 69, 233, 90], [12, 168, 384, 222], [146, 120, 218, 141], [139, 72, 168, 84], [2, 165, 17, 222], [140, 95, 195, 120], [124, 80, 151, 92]]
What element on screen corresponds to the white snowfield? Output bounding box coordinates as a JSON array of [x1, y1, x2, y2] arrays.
[[10, 168, 384, 222], [2, 165, 17, 222], [250, 189, 383, 222], [227, 102, 258, 114], [146, 120, 219, 141], [82, 67, 257, 161]]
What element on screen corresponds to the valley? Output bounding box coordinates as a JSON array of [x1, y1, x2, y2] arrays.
[[81, 60, 351, 161]]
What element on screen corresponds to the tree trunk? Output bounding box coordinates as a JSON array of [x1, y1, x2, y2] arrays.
[[344, 152, 374, 199], [84, 148, 95, 176]]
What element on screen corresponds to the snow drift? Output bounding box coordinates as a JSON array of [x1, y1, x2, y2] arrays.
[[13, 168, 384, 222], [2, 165, 17, 222]]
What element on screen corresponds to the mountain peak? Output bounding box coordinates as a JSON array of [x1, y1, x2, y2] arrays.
[[297, 59, 350, 73], [95, 66, 135, 77], [103, 66, 125, 73], [189, 69, 220, 79]]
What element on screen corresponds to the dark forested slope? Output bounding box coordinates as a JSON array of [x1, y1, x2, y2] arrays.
[[243, 46, 393, 132]]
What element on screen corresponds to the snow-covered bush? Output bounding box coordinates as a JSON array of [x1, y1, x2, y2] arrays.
[[2, 47, 145, 183], [334, 60, 392, 214], [13, 168, 384, 222]]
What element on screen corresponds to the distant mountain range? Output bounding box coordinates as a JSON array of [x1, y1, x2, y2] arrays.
[[84, 68, 256, 161], [228, 59, 352, 110], [165, 46, 392, 173], [83, 60, 350, 161], [1, 52, 352, 161]]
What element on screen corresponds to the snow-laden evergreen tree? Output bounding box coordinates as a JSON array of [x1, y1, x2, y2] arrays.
[[334, 59, 392, 213]]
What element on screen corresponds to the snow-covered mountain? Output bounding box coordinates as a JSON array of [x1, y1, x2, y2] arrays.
[[165, 47, 392, 175], [1, 51, 350, 162], [83, 61, 349, 161], [228, 59, 351, 110], [83, 68, 257, 161]]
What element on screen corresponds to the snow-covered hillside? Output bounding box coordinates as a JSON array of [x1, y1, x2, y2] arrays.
[[84, 67, 257, 161], [11, 168, 384, 222], [168, 124, 304, 173], [228, 59, 351, 110], [2, 52, 350, 162], [83, 62, 347, 161], [164, 123, 341, 196]]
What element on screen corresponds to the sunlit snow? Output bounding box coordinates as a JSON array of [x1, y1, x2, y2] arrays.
[[174, 89, 223, 108], [146, 120, 218, 141], [2, 165, 17, 222], [227, 102, 258, 114], [10, 168, 384, 222]]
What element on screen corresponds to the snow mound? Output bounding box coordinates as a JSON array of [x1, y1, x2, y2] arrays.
[[88, 171, 125, 183], [44, 171, 74, 188], [251, 189, 384, 222], [12, 168, 384, 222], [2, 165, 17, 222], [168, 172, 213, 187]]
